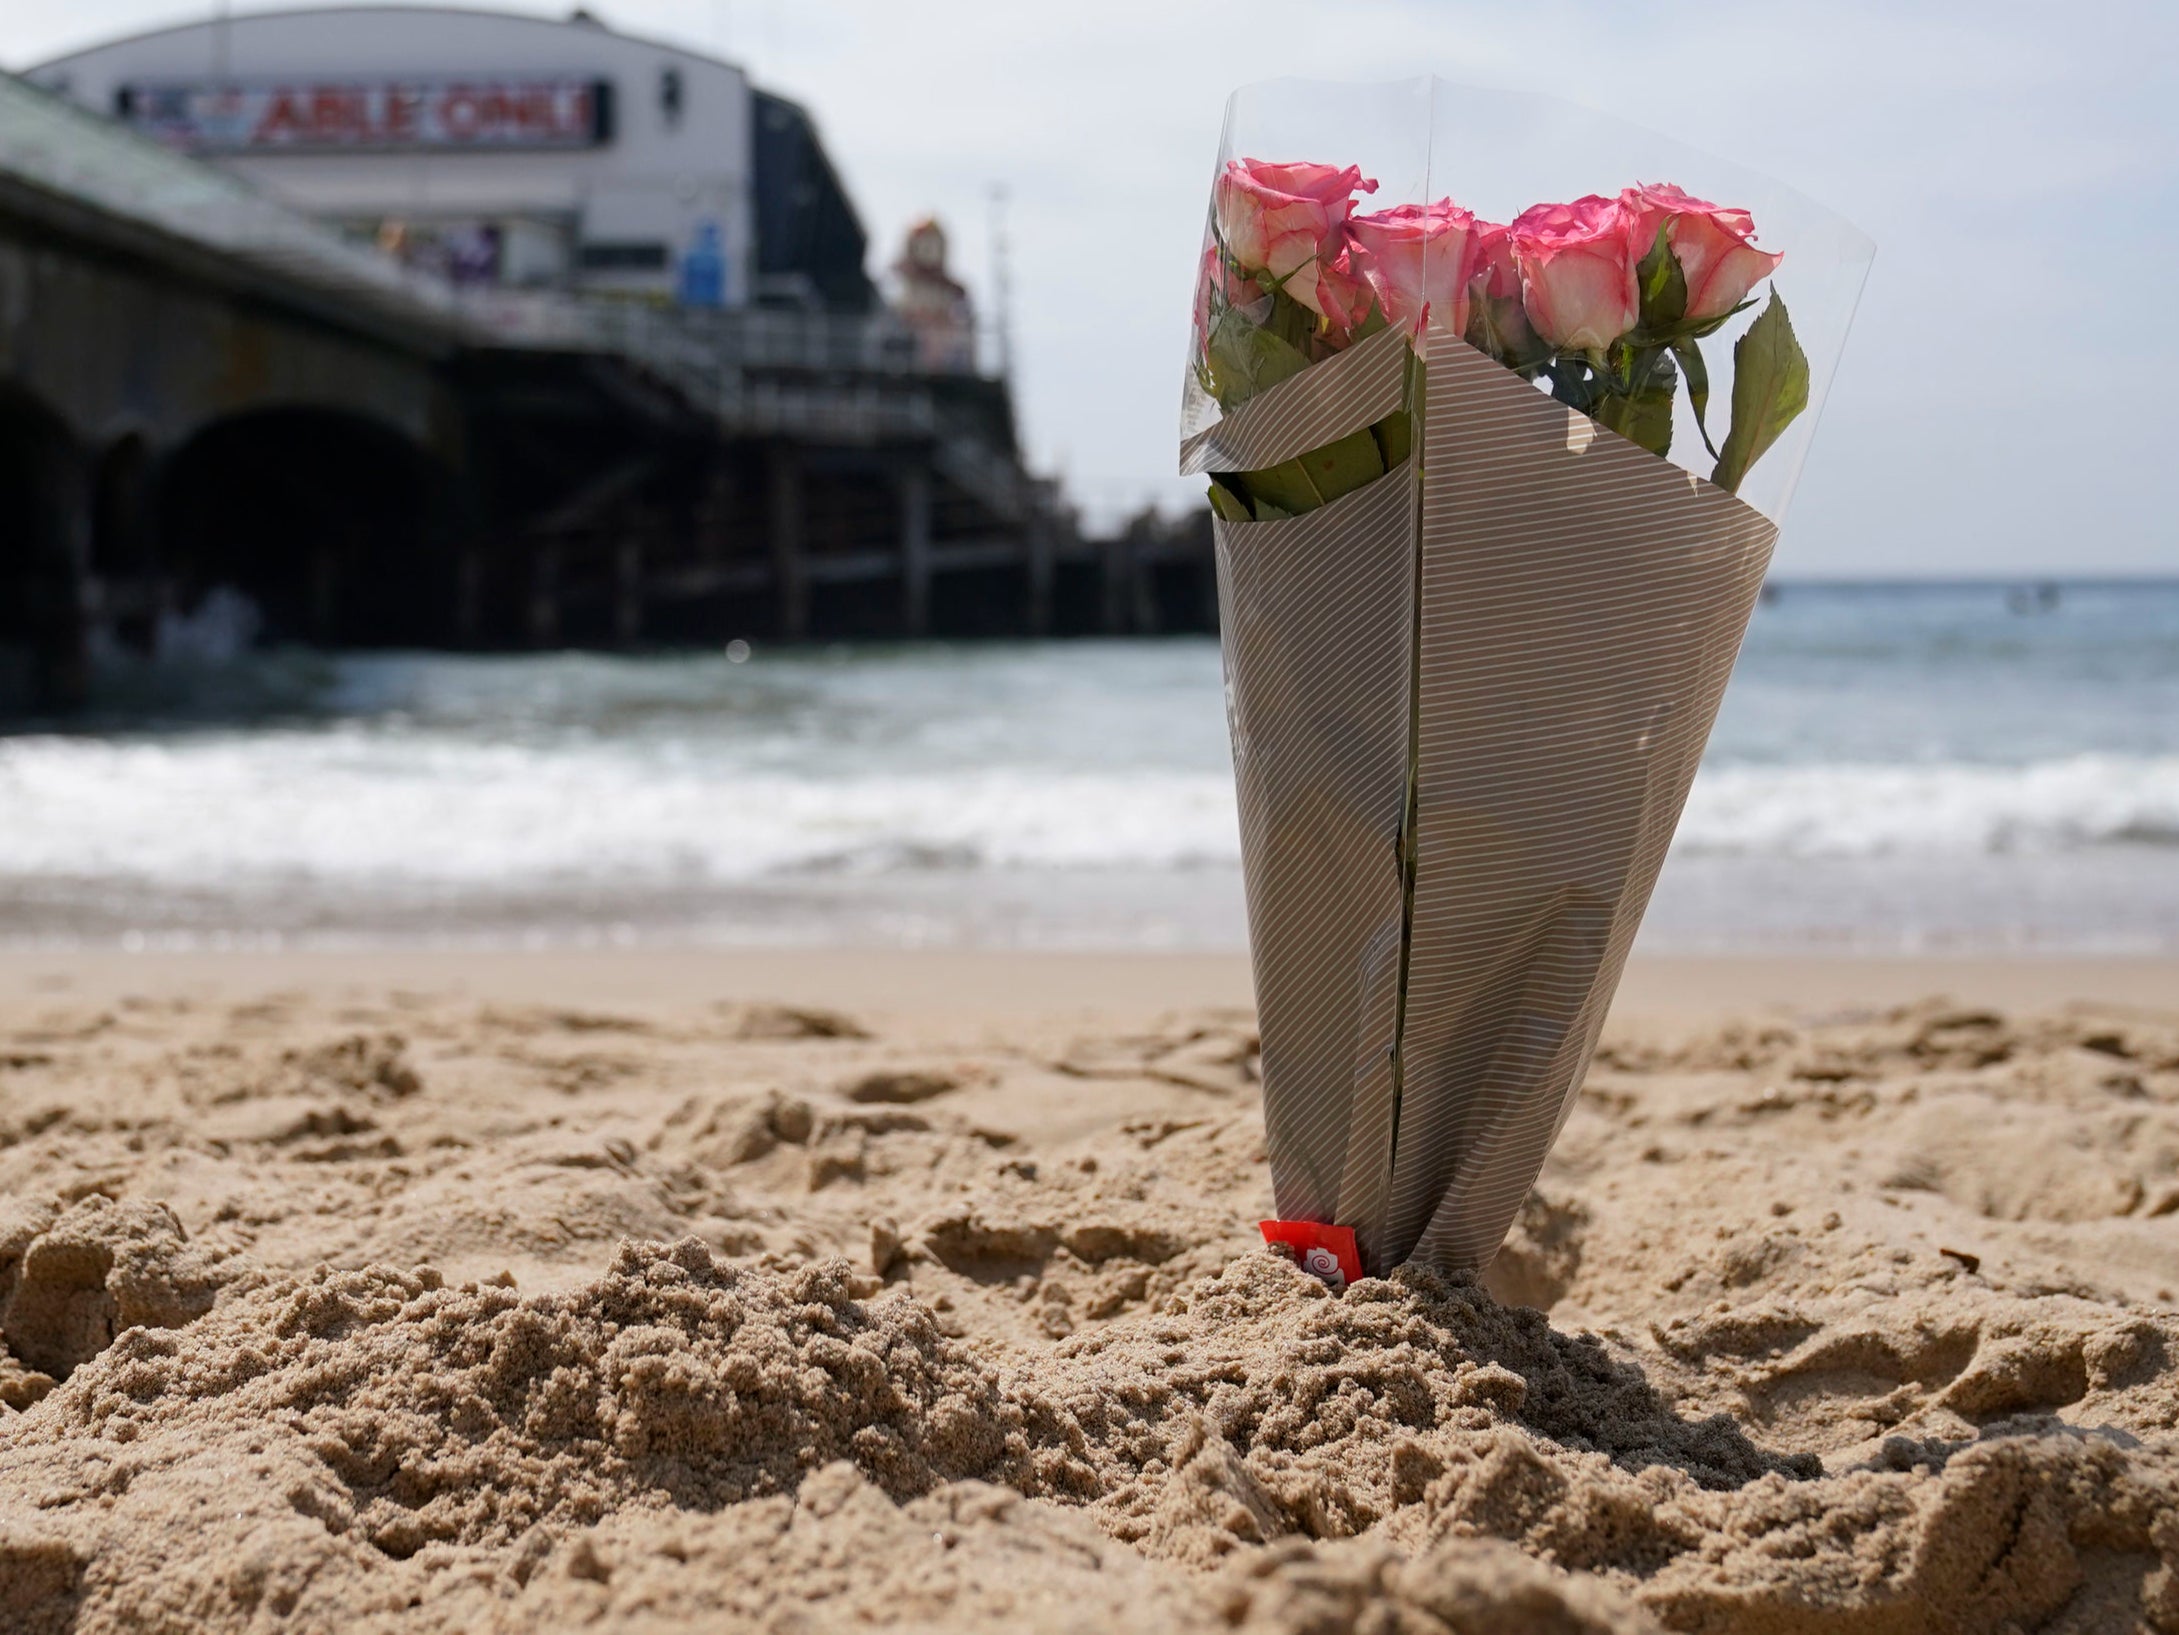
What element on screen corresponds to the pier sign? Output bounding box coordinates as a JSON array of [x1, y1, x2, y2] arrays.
[[116, 78, 614, 152]]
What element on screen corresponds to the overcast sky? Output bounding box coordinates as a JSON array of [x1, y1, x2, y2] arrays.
[[11, 0, 2177, 575]]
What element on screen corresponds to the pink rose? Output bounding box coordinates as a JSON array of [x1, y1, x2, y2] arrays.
[[1214, 158, 1377, 322], [1509, 195, 1640, 352], [1313, 246, 1375, 334], [1469, 221, 1520, 302], [1619, 183, 1782, 321], [1462, 219, 1538, 358], [1345, 200, 1482, 338]]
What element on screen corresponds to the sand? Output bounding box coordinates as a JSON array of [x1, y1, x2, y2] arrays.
[[1, 950, 2175, 1633]]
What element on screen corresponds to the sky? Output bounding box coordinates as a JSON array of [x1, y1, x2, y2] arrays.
[[9, 0, 2177, 576]]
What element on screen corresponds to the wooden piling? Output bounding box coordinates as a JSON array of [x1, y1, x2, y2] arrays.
[[1025, 513, 1055, 636], [454, 545, 482, 646], [613, 537, 644, 645], [527, 540, 561, 648], [1101, 534, 1132, 635], [770, 446, 808, 640], [308, 542, 338, 645], [898, 466, 932, 637]]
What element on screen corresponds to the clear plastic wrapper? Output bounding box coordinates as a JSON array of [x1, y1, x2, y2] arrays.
[[1187, 78, 1871, 1275]]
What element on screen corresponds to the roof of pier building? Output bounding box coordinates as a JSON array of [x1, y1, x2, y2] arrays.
[[30, 6, 875, 311]]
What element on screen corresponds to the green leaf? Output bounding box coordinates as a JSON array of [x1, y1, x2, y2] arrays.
[[1262, 286, 1322, 355], [1204, 307, 1311, 412], [1298, 425, 1387, 504], [1709, 291, 1810, 495], [1590, 349, 1676, 459], [1347, 304, 1391, 345], [1635, 220, 1687, 333], [1544, 356, 1604, 415], [1239, 458, 1318, 517], [1206, 476, 1253, 523], [1672, 338, 1718, 461], [1239, 425, 1385, 517], [1675, 296, 1759, 343], [1372, 410, 1413, 472]]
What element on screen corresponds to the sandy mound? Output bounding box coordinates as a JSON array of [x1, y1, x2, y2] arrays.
[[1, 989, 2176, 1631]]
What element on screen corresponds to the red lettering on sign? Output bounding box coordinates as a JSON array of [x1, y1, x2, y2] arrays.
[[308, 87, 352, 140], [143, 78, 605, 150], [252, 89, 306, 143], [383, 88, 419, 141]]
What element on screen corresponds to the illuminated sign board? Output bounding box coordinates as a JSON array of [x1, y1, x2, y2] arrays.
[[115, 78, 614, 152]]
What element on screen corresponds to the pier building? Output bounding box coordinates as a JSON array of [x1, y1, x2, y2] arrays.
[[31, 4, 870, 312], [0, 10, 1214, 708]]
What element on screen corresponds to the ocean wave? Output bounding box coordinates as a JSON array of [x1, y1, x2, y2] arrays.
[[0, 731, 1240, 885], [2, 734, 2175, 893], [1679, 755, 2179, 857]]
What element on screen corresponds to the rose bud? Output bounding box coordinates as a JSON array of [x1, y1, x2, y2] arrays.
[[1510, 195, 1641, 353], [1312, 245, 1376, 335], [1465, 219, 1538, 357], [1346, 199, 1483, 339], [1619, 182, 1783, 321]]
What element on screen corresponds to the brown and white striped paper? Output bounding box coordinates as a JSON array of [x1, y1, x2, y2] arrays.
[[1207, 332, 1777, 1277], [1182, 322, 1409, 477]]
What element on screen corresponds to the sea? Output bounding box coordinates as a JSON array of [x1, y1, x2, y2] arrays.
[[3, 579, 2175, 954]]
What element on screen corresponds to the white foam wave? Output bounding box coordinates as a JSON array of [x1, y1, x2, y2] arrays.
[[1680, 755, 2179, 857], [2, 735, 2174, 895], [0, 731, 1240, 886]]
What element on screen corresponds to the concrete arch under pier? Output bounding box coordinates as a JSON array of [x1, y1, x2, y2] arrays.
[[156, 405, 465, 650]]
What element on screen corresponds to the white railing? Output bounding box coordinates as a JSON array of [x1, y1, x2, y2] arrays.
[[453, 289, 1016, 451], [455, 290, 980, 380]]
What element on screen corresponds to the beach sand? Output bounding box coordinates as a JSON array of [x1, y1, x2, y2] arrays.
[[1, 948, 2175, 1633]]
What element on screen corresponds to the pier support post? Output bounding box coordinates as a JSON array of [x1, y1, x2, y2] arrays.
[[1025, 511, 1055, 637], [1132, 549, 1162, 635], [89, 435, 160, 654], [8, 430, 93, 710], [614, 537, 644, 646], [307, 541, 339, 645], [770, 446, 807, 640], [899, 465, 932, 637], [455, 545, 482, 647], [1100, 535, 1132, 635], [527, 540, 561, 648]]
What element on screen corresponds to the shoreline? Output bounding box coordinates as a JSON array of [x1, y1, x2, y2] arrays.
[[2, 945, 2172, 1022]]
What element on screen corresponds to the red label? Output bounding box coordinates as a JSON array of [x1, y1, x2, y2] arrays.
[[1259, 1220, 1364, 1289]]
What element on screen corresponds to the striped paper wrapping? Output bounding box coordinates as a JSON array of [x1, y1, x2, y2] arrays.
[[1215, 463, 1414, 1271], [1207, 331, 1777, 1277], [1182, 323, 1409, 476]]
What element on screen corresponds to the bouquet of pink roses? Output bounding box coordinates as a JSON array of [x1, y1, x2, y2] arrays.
[[1187, 81, 1869, 1285], [1195, 168, 1804, 521]]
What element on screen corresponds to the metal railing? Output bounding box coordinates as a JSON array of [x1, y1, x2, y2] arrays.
[[455, 289, 975, 377], [455, 289, 1026, 460]]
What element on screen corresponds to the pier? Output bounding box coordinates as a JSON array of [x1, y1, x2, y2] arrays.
[[0, 68, 1212, 711]]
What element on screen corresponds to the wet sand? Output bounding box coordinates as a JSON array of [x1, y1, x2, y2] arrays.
[[1, 949, 2175, 1632]]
